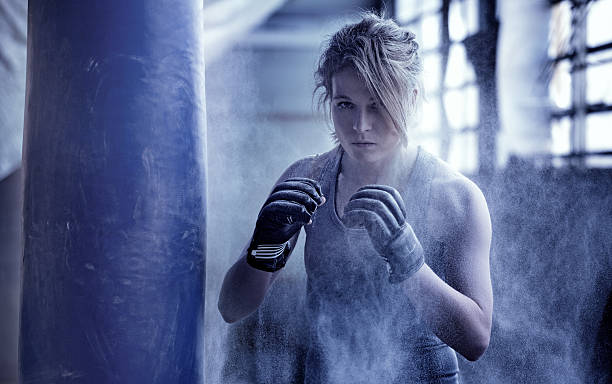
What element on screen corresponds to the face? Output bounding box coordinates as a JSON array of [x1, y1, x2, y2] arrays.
[[331, 67, 401, 165]]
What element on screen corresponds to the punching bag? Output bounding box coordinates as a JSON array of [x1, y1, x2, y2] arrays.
[[19, 1, 207, 383]]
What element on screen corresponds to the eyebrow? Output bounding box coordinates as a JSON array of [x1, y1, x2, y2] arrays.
[[332, 95, 376, 102]]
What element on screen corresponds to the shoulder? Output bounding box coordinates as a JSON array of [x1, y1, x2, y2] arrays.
[[426, 156, 491, 243], [277, 146, 338, 183]]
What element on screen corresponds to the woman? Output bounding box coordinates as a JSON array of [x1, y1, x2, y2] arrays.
[[218, 12, 492, 383]]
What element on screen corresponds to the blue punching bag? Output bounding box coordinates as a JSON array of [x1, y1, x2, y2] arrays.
[[19, 1, 206, 383]]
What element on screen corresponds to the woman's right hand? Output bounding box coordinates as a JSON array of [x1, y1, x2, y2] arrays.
[[247, 177, 325, 272]]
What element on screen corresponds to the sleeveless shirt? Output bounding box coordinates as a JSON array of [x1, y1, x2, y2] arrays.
[[295, 145, 460, 384]]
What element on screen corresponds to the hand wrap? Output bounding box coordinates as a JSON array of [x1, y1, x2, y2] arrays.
[[342, 184, 424, 283]]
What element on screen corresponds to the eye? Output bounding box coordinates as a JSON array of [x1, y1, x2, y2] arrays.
[[336, 101, 354, 110]]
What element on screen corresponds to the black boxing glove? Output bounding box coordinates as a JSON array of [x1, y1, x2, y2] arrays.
[[342, 184, 424, 283], [247, 177, 324, 272]]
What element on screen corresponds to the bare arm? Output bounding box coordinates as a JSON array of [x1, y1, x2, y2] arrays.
[[217, 235, 299, 323], [217, 157, 323, 323], [400, 177, 493, 361]]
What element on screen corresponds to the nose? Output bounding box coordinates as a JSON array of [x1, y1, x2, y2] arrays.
[[353, 109, 372, 132]]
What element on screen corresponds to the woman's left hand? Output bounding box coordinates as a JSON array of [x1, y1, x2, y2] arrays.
[[342, 185, 424, 283]]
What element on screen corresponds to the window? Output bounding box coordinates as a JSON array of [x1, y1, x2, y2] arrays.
[[395, 0, 481, 173], [396, 0, 612, 170], [549, 0, 612, 167]]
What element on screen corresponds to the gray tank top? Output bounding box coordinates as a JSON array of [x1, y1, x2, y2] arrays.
[[301, 145, 459, 384]]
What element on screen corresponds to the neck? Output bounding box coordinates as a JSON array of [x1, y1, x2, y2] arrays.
[[339, 143, 417, 186]]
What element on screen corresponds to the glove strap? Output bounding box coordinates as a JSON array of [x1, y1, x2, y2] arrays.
[[247, 241, 291, 272], [250, 243, 288, 258]]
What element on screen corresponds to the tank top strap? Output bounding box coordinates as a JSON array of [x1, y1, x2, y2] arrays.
[[405, 147, 448, 278], [400, 147, 437, 237], [307, 144, 440, 243], [308, 145, 343, 198], [311, 145, 439, 229]]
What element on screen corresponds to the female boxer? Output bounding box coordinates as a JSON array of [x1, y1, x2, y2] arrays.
[[218, 12, 492, 383]]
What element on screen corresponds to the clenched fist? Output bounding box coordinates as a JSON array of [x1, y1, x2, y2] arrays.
[[343, 184, 424, 283], [247, 177, 324, 272]]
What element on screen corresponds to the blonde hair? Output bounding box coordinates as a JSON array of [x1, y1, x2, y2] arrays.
[[314, 11, 423, 146]]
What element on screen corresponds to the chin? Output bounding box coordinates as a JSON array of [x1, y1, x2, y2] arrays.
[[344, 145, 388, 164]]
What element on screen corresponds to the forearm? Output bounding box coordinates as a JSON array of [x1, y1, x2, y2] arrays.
[[217, 172, 322, 323], [218, 253, 277, 323], [400, 263, 491, 361]]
